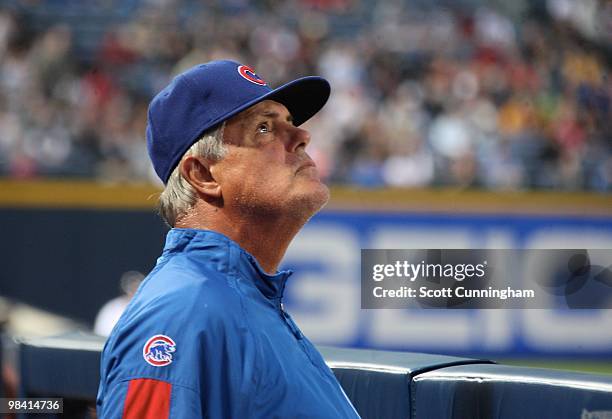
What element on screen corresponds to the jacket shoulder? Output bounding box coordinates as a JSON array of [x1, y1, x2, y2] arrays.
[[133, 254, 241, 321], [100, 255, 247, 389]]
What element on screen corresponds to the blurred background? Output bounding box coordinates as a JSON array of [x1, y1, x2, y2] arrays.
[[0, 0, 610, 188], [0, 0, 611, 396]]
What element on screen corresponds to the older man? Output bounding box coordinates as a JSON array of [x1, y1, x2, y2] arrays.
[[97, 60, 360, 418]]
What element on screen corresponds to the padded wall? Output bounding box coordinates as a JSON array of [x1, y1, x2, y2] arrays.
[[412, 364, 612, 419], [15, 334, 612, 419]]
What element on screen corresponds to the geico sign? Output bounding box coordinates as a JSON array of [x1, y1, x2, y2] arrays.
[[283, 223, 612, 355]]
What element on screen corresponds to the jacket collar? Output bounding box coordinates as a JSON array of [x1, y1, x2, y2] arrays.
[[163, 228, 292, 301]]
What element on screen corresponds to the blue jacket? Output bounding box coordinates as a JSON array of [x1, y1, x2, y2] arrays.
[[97, 228, 360, 418]]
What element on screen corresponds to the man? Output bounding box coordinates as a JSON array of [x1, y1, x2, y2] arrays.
[[97, 60, 360, 418]]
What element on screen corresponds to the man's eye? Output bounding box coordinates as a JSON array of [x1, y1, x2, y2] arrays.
[[257, 123, 270, 133]]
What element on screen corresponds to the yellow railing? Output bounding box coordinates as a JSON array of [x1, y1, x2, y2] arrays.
[[0, 179, 610, 216]]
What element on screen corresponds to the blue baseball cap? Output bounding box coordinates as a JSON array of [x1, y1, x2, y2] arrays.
[[146, 60, 331, 184]]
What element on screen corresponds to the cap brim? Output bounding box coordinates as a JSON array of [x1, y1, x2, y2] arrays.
[[263, 76, 331, 126], [204, 76, 331, 131]]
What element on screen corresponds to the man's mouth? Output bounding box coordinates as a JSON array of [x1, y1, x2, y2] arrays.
[[296, 160, 316, 173]]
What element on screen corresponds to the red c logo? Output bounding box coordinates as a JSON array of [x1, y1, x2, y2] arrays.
[[143, 334, 176, 367], [238, 65, 267, 86]]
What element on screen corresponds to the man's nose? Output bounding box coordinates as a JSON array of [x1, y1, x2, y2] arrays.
[[286, 124, 311, 152]]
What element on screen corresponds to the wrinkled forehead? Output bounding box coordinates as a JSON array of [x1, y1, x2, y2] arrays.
[[230, 99, 293, 124]]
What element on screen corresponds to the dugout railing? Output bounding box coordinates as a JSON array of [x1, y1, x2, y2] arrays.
[[12, 333, 612, 419]]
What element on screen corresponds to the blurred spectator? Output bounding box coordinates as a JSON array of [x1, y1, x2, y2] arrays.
[[94, 270, 144, 337], [0, 0, 609, 191]]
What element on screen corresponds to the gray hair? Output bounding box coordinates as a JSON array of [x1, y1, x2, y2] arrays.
[[158, 123, 227, 226]]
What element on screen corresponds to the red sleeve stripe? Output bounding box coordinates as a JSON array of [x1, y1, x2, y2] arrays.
[[122, 378, 172, 419]]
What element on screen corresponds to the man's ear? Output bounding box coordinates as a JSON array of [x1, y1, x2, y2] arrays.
[[179, 156, 222, 200]]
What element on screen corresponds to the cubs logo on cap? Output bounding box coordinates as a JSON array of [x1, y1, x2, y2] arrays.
[[238, 65, 267, 85], [143, 334, 176, 367]]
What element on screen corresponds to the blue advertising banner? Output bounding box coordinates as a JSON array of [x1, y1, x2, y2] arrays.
[[282, 210, 612, 358]]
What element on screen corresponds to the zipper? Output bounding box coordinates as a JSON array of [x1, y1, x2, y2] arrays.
[[279, 302, 302, 339], [278, 301, 338, 383]]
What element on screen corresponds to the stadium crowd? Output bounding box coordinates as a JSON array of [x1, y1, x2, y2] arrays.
[[0, 0, 609, 190]]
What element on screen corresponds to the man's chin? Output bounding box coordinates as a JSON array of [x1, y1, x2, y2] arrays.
[[301, 182, 330, 214]]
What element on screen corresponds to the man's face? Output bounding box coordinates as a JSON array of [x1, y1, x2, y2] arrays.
[[210, 100, 329, 220]]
